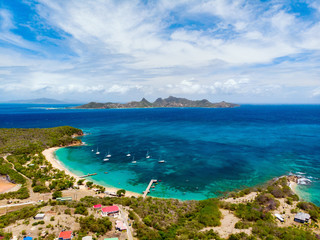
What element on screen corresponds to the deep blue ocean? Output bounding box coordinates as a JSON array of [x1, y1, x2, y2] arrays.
[[1, 104, 320, 204]]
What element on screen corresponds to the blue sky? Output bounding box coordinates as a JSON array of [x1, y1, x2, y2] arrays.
[[0, 0, 320, 103]]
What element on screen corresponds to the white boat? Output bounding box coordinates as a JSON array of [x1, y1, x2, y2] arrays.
[[146, 151, 150, 159], [91, 149, 94, 152], [106, 149, 111, 158], [96, 147, 100, 155], [103, 153, 109, 161], [131, 156, 136, 164], [158, 160, 165, 163], [126, 151, 131, 157]]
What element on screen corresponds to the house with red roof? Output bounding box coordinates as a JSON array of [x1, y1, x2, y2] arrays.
[[93, 204, 102, 210], [101, 205, 119, 216], [59, 231, 73, 240]]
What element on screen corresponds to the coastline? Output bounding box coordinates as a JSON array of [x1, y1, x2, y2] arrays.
[[42, 145, 305, 201], [42, 146, 141, 198]]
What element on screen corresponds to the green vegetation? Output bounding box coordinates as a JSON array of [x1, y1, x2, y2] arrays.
[[0, 127, 319, 240], [52, 190, 62, 199], [0, 126, 82, 154], [117, 189, 126, 197], [0, 206, 38, 228], [78, 215, 112, 236], [0, 126, 82, 200], [297, 202, 320, 221], [74, 205, 88, 216]]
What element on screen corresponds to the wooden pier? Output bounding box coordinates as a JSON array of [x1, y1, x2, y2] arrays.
[[143, 179, 157, 199], [80, 173, 97, 178]]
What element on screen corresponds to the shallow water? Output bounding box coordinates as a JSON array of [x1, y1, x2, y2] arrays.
[[1, 104, 320, 203]]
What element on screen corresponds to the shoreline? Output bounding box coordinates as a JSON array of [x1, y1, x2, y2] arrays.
[[42, 146, 141, 198], [42, 146, 305, 201]]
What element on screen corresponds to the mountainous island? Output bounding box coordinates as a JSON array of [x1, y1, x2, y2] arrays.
[[74, 96, 239, 109]]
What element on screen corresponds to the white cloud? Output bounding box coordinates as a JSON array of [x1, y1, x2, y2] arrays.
[[0, 0, 320, 103]]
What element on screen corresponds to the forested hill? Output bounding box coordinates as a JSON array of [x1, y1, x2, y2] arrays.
[[0, 126, 83, 154], [74, 96, 240, 109]]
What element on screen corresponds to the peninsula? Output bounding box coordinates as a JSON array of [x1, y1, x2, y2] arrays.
[[74, 96, 240, 109], [1, 127, 320, 240]]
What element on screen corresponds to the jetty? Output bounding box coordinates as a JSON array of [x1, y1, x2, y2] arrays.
[[80, 173, 97, 178], [143, 179, 157, 199]]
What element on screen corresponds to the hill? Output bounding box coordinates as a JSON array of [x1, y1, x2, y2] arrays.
[[75, 96, 240, 109]]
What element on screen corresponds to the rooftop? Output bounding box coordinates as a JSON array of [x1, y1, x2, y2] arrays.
[[59, 231, 73, 239], [295, 212, 311, 220], [101, 205, 119, 213]]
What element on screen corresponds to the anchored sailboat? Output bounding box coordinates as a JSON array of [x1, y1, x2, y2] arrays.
[[106, 149, 111, 158]]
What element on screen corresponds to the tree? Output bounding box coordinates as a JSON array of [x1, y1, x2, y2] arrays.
[[117, 189, 126, 197], [86, 181, 93, 188], [77, 179, 85, 185], [52, 190, 62, 199]]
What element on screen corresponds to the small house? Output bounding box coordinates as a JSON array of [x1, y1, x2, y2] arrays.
[[115, 220, 127, 231], [93, 204, 102, 210], [294, 212, 310, 223], [34, 213, 45, 220], [101, 205, 119, 216], [59, 231, 73, 240]]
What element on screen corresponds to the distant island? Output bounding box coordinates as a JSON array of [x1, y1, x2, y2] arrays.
[[74, 96, 240, 109], [6, 98, 67, 104]]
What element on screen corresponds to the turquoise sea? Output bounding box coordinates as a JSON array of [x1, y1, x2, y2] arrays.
[[0, 104, 320, 204]]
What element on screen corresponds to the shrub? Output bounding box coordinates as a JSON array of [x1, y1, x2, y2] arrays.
[[235, 221, 252, 229], [198, 199, 222, 227], [52, 190, 62, 199], [75, 205, 88, 216], [64, 208, 71, 215]]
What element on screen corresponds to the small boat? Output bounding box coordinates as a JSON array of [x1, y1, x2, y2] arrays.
[[131, 156, 136, 164], [126, 151, 131, 157], [103, 158, 109, 161], [158, 160, 165, 163], [91, 149, 94, 152], [106, 149, 111, 158], [146, 151, 150, 159], [151, 186, 155, 188], [104, 172, 108, 174], [96, 147, 100, 155]]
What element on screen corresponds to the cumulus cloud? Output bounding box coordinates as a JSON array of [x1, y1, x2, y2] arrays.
[[0, 0, 320, 103]]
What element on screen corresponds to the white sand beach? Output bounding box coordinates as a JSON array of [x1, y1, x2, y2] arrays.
[[42, 147, 141, 198]]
